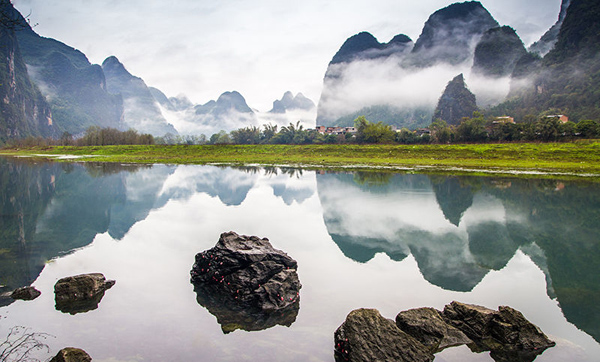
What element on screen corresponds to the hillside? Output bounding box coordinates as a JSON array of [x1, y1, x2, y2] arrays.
[[0, 1, 54, 143]]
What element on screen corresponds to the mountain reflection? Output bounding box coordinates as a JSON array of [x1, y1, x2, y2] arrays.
[[0, 160, 174, 306], [0, 161, 314, 307], [316, 172, 600, 342]]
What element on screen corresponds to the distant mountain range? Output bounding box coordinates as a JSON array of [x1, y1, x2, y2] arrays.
[[0, 0, 597, 141], [317, 0, 599, 129], [0, 1, 316, 140]]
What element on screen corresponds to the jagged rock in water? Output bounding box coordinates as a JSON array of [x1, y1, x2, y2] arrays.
[[190, 231, 301, 333], [10, 286, 41, 301], [433, 74, 478, 126], [49, 347, 92, 362], [395, 307, 473, 352], [442, 301, 556, 361], [334, 308, 434, 362], [54, 273, 115, 315]]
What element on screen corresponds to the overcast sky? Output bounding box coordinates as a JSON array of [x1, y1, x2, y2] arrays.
[[13, 0, 562, 111]]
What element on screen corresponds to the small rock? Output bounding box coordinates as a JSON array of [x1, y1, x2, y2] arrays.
[[11, 286, 41, 301], [54, 273, 115, 315], [334, 308, 434, 362], [49, 347, 92, 362], [395, 307, 473, 352]]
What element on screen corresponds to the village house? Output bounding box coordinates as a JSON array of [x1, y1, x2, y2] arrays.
[[546, 115, 569, 123], [492, 116, 515, 124], [314, 126, 357, 135]]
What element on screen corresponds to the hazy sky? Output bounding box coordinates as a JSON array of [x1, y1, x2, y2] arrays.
[[13, 0, 562, 111]]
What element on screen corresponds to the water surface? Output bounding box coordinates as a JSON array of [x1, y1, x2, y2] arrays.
[[0, 158, 598, 361]]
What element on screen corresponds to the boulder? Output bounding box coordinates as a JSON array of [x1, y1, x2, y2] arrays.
[[395, 307, 473, 352], [335, 308, 434, 362], [190, 231, 301, 333], [336, 302, 555, 362], [11, 286, 41, 301], [54, 273, 115, 315], [49, 347, 92, 362], [442, 301, 555, 361]]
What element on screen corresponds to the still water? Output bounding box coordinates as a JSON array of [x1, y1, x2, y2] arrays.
[[0, 158, 598, 361]]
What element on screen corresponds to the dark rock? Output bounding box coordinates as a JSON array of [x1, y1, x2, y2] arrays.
[[442, 301, 498, 341], [11, 286, 41, 301], [49, 347, 92, 362], [190, 231, 301, 333], [395, 307, 472, 352], [54, 273, 115, 315], [410, 1, 499, 66], [433, 74, 478, 126], [442, 301, 555, 361], [472, 26, 528, 78], [334, 308, 434, 362]]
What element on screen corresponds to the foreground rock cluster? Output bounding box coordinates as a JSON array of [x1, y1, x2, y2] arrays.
[[335, 301, 555, 362], [190, 231, 301, 333]]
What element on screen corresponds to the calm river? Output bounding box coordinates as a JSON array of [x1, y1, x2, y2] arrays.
[[0, 157, 598, 361]]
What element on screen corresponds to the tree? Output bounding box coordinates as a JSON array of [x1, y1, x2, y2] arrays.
[[576, 119, 599, 138], [260, 124, 278, 144], [209, 131, 231, 145], [353, 116, 395, 144], [231, 126, 260, 144], [429, 119, 453, 144], [455, 112, 488, 142]]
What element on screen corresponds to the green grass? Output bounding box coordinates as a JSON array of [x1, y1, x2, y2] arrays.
[[2, 141, 600, 179]]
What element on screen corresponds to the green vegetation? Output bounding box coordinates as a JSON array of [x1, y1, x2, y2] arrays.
[[2, 141, 600, 179]]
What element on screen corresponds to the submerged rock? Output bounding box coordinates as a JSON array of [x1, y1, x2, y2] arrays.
[[11, 286, 41, 301], [54, 273, 115, 315], [334, 308, 434, 362], [190, 231, 301, 333], [49, 347, 92, 362]]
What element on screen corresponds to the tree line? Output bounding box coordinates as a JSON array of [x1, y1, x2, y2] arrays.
[[3, 113, 599, 148]]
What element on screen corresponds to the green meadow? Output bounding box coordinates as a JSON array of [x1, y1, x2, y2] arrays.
[[2, 142, 600, 179]]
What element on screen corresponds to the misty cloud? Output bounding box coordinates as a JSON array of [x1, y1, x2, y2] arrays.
[[13, 0, 561, 113], [318, 53, 513, 124]]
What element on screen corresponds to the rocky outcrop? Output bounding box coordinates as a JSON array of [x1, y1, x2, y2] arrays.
[[409, 1, 499, 67], [10, 286, 41, 301], [433, 74, 478, 126], [49, 347, 92, 362], [442, 301, 556, 362], [334, 308, 434, 362], [472, 26, 527, 78], [102, 56, 177, 136], [335, 302, 554, 362], [269, 91, 315, 113], [54, 273, 115, 315], [190, 231, 301, 333], [395, 307, 472, 352]]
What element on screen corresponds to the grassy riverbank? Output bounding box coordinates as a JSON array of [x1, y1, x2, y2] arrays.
[[2, 141, 600, 178]]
